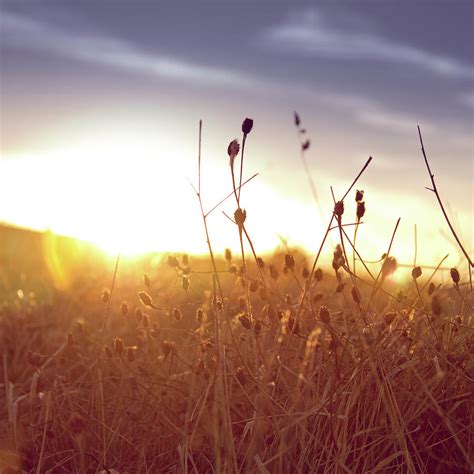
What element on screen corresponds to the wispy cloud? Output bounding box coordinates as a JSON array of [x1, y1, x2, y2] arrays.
[[262, 8, 474, 80], [1, 11, 257, 88]]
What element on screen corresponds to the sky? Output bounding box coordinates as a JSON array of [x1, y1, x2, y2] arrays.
[[0, 1, 473, 267]]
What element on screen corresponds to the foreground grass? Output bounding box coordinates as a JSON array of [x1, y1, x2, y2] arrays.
[[0, 251, 472, 473]]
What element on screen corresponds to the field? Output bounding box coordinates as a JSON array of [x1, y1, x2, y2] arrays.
[[0, 117, 472, 474]]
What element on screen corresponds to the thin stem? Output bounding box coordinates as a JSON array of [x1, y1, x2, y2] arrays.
[[417, 126, 472, 267]]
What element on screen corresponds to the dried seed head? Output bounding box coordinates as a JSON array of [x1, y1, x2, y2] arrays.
[[315, 268, 323, 282], [254, 319, 263, 335], [450, 268, 460, 284], [182, 275, 189, 292], [225, 248, 232, 262], [135, 307, 143, 322], [256, 257, 265, 269], [101, 289, 110, 304], [228, 264, 238, 274], [356, 201, 365, 221], [196, 307, 205, 324], [234, 208, 247, 226], [351, 286, 362, 305], [412, 266, 422, 279], [302, 267, 310, 279], [143, 273, 151, 289], [284, 254, 295, 270], [114, 337, 124, 354], [242, 117, 254, 135], [249, 280, 259, 292], [332, 245, 345, 271], [318, 306, 330, 324], [269, 264, 279, 280], [381, 256, 397, 279], [172, 307, 182, 321], [428, 282, 436, 296], [138, 291, 153, 308], [355, 190, 364, 202], [294, 111, 301, 127], [302, 140, 310, 151], [120, 301, 129, 317], [167, 255, 179, 268], [383, 312, 396, 326], [334, 200, 344, 217], [239, 313, 251, 330]]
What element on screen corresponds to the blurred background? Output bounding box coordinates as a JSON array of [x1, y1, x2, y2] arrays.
[[0, 1, 472, 268]]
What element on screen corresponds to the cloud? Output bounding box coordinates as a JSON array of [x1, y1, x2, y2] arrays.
[[262, 8, 474, 80], [0, 11, 257, 88]]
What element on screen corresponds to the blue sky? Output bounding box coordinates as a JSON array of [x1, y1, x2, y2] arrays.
[[0, 1, 472, 263]]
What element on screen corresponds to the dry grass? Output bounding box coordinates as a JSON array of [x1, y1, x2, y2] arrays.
[[0, 117, 472, 473]]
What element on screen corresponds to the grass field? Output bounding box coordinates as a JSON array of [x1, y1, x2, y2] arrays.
[[0, 118, 472, 473]]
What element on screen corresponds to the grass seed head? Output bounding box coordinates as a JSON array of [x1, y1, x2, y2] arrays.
[[172, 307, 182, 321], [334, 200, 344, 217], [101, 289, 110, 304], [356, 201, 365, 221], [120, 301, 129, 317], [114, 337, 124, 354], [225, 248, 232, 262], [249, 280, 259, 292], [450, 268, 460, 284], [412, 266, 422, 279], [284, 254, 295, 270], [238, 313, 251, 330], [318, 306, 331, 324], [242, 117, 253, 135], [315, 268, 323, 281], [234, 208, 247, 226], [381, 256, 397, 279], [135, 307, 143, 322], [355, 190, 364, 202], [138, 291, 153, 308]]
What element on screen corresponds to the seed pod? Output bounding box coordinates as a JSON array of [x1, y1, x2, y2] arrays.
[[302, 267, 310, 279], [228, 264, 238, 274], [284, 254, 295, 270], [242, 117, 254, 135], [239, 313, 251, 329], [138, 291, 153, 308], [254, 319, 263, 335], [249, 280, 259, 292], [234, 208, 247, 226], [356, 201, 365, 220], [101, 289, 110, 304], [383, 312, 396, 326], [26, 351, 45, 368], [256, 257, 265, 269], [135, 307, 143, 322], [269, 264, 279, 280], [412, 266, 422, 279], [225, 248, 232, 262], [334, 201, 344, 217], [196, 307, 205, 324], [172, 307, 182, 321], [294, 111, 301, 127], [355, 190, 364, 202], [319, 306, 330, 324], [120, 301, 129, 317], [314, 268, 323, 281], [182, 275, 189, 292], [450, 268, 460, 284], [428, 282, 436, 296], [114, 337, 124, 354], [302, 140, 310, 151], [431, 294, 442, 317]]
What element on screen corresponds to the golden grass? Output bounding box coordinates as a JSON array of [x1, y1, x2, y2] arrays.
[[0, 117, 472, 473]]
